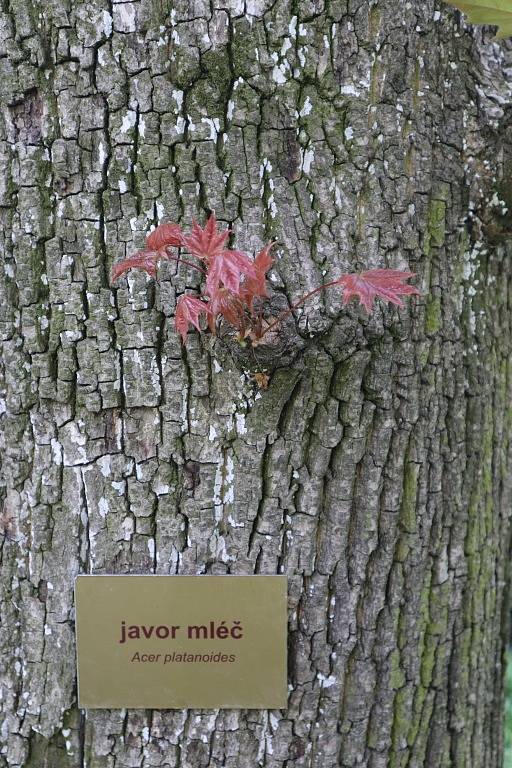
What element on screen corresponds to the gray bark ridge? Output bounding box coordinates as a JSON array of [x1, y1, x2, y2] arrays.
[[1, 1, 512, 767]]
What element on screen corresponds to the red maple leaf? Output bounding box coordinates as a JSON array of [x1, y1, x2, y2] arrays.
[[206, 249, 258, 296], [175, 295, 212, 342], [335, 269, 420, 312], [146, 222, 183, 251], [208, 288, 247, 333], [240, 243, 274, 308], [181, 213, 229, 262], [111, 250, 160, 281]]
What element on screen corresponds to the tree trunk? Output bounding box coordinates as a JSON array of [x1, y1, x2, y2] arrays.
[[1, 1, 512, 766]]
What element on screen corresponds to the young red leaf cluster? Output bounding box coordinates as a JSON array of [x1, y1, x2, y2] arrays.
[[111, 214, 420, 344], [111, 214, 274, 342]]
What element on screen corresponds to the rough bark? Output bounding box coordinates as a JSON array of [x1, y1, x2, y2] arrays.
[[1, 1, 512, 766]]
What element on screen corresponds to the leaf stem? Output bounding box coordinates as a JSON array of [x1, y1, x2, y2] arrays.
[[163, 247, 207, 275], [257, 279, 343, 339]]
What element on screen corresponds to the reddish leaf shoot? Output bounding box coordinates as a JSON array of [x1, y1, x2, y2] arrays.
[[175, 295, 212, 343], [181, 213, 229, 262], [146, 222, 183, 251], [111, 214, 420, 345], [335, 269, 421, 313]]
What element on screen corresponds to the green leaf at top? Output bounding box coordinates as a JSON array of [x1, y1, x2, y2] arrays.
[[445, 0, 512, 38]]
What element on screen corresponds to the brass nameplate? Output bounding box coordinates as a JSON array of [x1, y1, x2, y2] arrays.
[[75, 575, 287, 709]]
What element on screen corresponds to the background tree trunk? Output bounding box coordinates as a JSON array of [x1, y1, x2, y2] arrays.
[[1, 1, 512, 766]]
